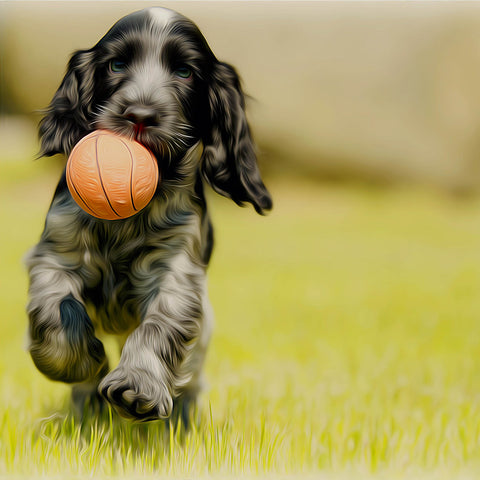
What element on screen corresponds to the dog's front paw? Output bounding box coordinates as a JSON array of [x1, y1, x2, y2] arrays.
[[98, 367, 173, 421]]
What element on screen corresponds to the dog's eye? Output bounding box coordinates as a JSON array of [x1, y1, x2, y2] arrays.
[[174, 66, 192, 79], [110, 59, 127, 73]]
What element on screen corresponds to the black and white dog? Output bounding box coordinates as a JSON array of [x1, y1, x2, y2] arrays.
[[26, 7, 271, 422]]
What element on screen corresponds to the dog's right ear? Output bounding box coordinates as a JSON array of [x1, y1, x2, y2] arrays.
[[38, 49, 96, 157]]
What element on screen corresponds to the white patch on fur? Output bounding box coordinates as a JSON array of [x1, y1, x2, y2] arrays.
[[148, 7, 177, 28]]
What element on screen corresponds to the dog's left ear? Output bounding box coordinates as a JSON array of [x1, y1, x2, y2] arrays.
[[201, 62, 272, 215]]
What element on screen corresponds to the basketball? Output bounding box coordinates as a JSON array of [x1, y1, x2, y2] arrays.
[[66, 130, 159, 220]]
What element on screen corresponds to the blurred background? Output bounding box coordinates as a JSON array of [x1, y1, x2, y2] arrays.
[[3, 1, 480, 190]]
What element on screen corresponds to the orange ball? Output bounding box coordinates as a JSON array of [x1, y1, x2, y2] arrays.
[[66, 130, 159, 220]]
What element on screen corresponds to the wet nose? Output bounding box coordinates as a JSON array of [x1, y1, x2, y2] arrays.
[[124, 105, 159, 127]]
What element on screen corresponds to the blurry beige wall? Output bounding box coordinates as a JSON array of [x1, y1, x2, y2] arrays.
[[3, 1, 480, 190]]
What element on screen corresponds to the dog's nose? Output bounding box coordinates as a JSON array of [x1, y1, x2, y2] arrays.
[[124, 105, 158, 127]]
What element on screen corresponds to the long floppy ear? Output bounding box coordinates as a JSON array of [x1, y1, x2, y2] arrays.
[[38, 49, 96, 157], [201, 62, 272, 215]]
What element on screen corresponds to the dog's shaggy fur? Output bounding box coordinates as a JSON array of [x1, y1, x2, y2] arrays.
[[26, 7, 271, 422]]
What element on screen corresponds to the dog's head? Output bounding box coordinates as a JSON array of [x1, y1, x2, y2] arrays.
[[39, 7, 271, 214]]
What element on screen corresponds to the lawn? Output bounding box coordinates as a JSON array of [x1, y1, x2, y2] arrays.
[[1, 152, 480, 479]]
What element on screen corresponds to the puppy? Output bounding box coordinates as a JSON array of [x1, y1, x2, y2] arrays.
[[26, 7, 271, 422]]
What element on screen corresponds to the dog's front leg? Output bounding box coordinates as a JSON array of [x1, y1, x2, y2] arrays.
[[27, 250, 108, 386], [99, 253, 205, 421]]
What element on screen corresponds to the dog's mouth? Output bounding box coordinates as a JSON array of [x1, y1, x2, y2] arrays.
[[95, 124, 172, 160], [130, 125, 196, 163], [93, 109, 196, 163], [129, 127, 177, 162], [132, 124, 165, 157], [133, 123, 147, 141]]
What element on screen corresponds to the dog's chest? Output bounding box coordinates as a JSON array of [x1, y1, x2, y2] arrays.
[[81, 231, 149, 333], [78, 213, 201, 334]]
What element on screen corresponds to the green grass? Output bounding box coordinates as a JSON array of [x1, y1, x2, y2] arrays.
[[2, 154, 480, 478]]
